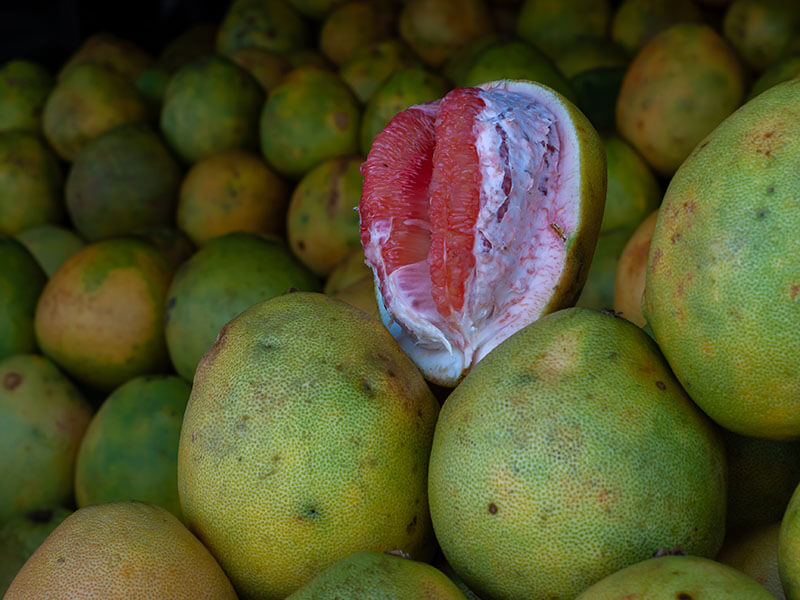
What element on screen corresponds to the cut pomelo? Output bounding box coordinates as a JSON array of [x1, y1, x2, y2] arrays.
[[360, 79, 606, 385]]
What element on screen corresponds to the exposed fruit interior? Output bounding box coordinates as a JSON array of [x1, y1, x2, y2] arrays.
[[360, 82, 576, 383]]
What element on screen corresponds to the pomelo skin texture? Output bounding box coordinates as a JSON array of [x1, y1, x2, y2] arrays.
[[643, 79, 800, 440], [4, 501, 238, 600], [718, 522, 784, 600], [285, 551, 468, 599], [576, 555, 775, 599], [360, 79, 606, 386], [178, 292, 440, 600], [427, 307, 726, 600], [0, 354, 91, 523]]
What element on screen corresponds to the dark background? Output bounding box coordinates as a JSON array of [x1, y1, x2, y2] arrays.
[[0, 0, 232, 70]]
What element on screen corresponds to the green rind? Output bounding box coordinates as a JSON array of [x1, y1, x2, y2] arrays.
[[0, 238, 46, 360], [643, 79, 800, 440]]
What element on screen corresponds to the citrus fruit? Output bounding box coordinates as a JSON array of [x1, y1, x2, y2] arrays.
[[0, 354, 92, 523], [58, 33, 153, 83], [164, 232, 320, 382], [324, 247, 371, 295], [642, 79, 800, 440], [0, 237, 46, 360], [749, 55, 800, 100], [359, 79, 606, 385], [0, 130, 63, 236], [611, 0, 703, 56], [161, 55, 265, 164], [287, 155, 363, 277], [177, 150, 291, 246], [575, 227, 633, 311], [260, 66, 361, 179], [42, 62, 150, 162], [286, 551, 467, 599], [0, 59, 53, 134], [723, 0, 800, 71], [74, 374, 191, 518], [226, 47, 292, 92], [398, 0, 493, 68], [319, 1, 392, 66], [331, 277, 380, 318], [0, 507, 72, 596], [428, 307, 726, 600], [65, 123, 182, 241], [516, 0, 612, 59], [718, 522, 784, 599], [577, 555, 775, 599], [34, 238, 172, 391], [4, 501, 238, 599], [216, 0, 310, 57], [616, 23, 746, 176], [339, 39, 420, 104], [177, 292, 439, 599]]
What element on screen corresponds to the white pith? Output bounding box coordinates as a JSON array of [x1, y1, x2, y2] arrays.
[[365, 80, 581, 385]]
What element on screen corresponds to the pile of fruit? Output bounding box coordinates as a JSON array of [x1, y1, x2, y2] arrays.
[[1, 0, 799, 598]]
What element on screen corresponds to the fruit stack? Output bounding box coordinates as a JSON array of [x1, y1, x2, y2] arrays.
[[1, 0, 799, 598]]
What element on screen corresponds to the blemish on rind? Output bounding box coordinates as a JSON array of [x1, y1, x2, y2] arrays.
[[2, 372, 22, 390], [488, 502, 498, 514]]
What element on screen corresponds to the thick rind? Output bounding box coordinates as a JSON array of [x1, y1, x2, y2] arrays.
[[367, 79, 606, 386]]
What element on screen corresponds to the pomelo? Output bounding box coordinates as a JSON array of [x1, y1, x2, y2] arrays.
[[359, 79, 605, 385], [748, 55, 800, 100], [319, 1, 392, 66], [164, 232, 320, 382], [287, 155, 364, 277], [226, 47, 292, 92], [339, 39, 420, 104], [4, 501, 237, 599], [0, 354, 91, 523], [216, 0, 310, 57], [642, 79, 800, 440], [516, 0, 612, 59], [58, 33, 153, 83], [427, 307, 726, 600], [177, 292, 439, 599], [74, 374, 191, 518], [16, 225, 85, 278], [718, 522, 784, 599], [577, 555, 775, 599], [34, 238, 172, 391], [611, 0, 703, 56], [0, 59, 53, 134], [177, 149, 291, 246], [723, 0, 800, 71], [613, 208, 658, 327], [285, 551, 467, 599]]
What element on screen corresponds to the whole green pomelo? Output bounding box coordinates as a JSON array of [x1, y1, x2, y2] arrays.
[[287, 155, 363, 277], [455, 40, 577, 103], [177, 292, 440, 599], [723, 0, 800, 72], [74, 374, 191, 518], [0, 237, 46, 360], [286, 551, 467, 599], [16, 225, 85, 277], [261, 67, 361, 179], [642, 79, 800, 440], [0, 506, 72, 596], [611, 0, 703, 56], [0, 130, 63, 236], [161, 55, 264, 164], [42, 62, 150, 162], [577, 555, 775, 599], [0, 59, 53, 134], [339, 39, 420, 104], [428, 307, 726, 600], [616, 23, 746, 176], [516, 0, 611, 59], [58, 33, 153, 84], [359, 66, 448, 155], [164, 232, 321, 382], [398, 0, 493, 68], [0, 354, 92, 523], [217, 0, 310, 57], [65, 123, 182, 241]]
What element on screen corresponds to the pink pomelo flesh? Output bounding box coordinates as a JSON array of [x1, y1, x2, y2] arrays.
[[360, 80, 586, 385]]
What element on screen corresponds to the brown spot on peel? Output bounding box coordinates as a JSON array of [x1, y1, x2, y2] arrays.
[[2, 372, 21, 390]]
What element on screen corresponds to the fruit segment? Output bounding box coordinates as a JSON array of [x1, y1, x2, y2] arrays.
[[360, 79, 602, 386]]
